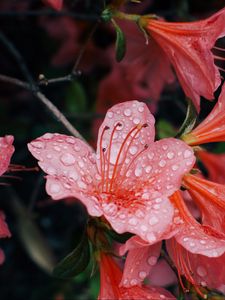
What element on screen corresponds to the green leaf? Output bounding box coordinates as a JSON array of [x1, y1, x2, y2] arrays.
[[156, 119, 176, 139], [107, 229, 133, 243], [111, 19, 126, 62], [176, 98, 197, 138], [65, 81, 87, 114], [53, 234, 90, 279]]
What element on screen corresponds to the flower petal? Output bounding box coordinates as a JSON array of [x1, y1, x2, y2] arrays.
[[123, 138, 195, 197], [170, 191, 225, 257], [42, 0, 63, 10], [28, 133, 102, 217], [0, 211, 11, 238], [96, 101, 155, 188], [120, 242, 161, 287], [0, 135, 14, 176], [103, 196, 174, 244]]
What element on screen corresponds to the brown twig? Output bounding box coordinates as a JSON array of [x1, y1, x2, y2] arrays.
[[0, 74, 85, 140], [0, 31, 85, 140]]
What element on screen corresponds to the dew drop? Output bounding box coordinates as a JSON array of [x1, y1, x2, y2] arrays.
[[128, 217, 138, 226], [197, 266, 207, 277], [184, 149, 192, 158], [146, 232, 157, 242], [149, 216, 159, 225], [31, 141, 45, 149], [139, 271, 147, 279], [172, 164, 179, 171], [49, 183, 61, 194], [135, 166, 142, 177], [167, 152, 174, 159], [61, 153, 76, 166], [133, 118, 140, 125], [129, 146, 138, 155], [159, 160, 166, 167], [124, 108, 132, 116], [107, 111, 114, 118], [147, 256, 157, 266]]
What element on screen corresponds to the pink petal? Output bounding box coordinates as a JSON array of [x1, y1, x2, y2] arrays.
[[148, 259, 177, 287], [0, 135, 14, 176], [96, 101, 155, 187], [120, 242, 161, 287], [28, 133, 102, 217], [170, 191, 225, 257], [103, 196, 175, 244], [167, 239, 225, 290], [124, 138, 195, 196]]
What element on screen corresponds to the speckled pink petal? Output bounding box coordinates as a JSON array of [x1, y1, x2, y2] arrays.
[[148, 259, 177, 287], [103, 196, 174, 244], [99, 253, 175, 300], [96, 101, 155, 190], [184, 174, 225, 232], [120, 242, 161, 287], [123, 138, 195, 197], [167, 239, 225, 290], [170, 191, 225, 257], [0, 135, 14, 176], [28, 133, 102, 217]]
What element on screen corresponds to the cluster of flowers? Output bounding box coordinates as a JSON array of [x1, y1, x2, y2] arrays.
[[2, 0, 225, 299]]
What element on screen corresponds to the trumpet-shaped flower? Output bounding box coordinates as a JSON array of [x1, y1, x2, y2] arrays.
[[183, 84, 225, 145], [28, 101, 195, 244], [143, 8, 225, 111], [119, 191, 225, 296], [98, 252, 175, 299]]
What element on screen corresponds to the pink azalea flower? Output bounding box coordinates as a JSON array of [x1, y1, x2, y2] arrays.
[[0, 135, 14, 264], [143, 8, 225, 111], [98, 252, 175, 299], [42, 0, 63, 11], [119, 191, 225, 297], [28, 101, 195, 243], [183, 84, 225, 145]]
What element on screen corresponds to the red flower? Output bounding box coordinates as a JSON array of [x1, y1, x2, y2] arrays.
[[42, 0, 63, 11], [197, 150, 225, 184], [143, 8, 225, 111], [183, 84, 225, 145], [28, 101, 195, 244], [98, 252, 175, 299]]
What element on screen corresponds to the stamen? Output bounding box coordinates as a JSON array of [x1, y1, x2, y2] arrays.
[[105, 122, 123, 192], [213, 46, 225, 52], [99, 126, 110, 192], [109, 124, 147, 192], [108, 125, 141, 192]]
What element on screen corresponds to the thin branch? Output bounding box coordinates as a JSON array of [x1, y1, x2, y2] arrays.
[[0, 74, 85, 140], [0, 32, 85, 140], [38, 72, 81, 86], [0, 9, 100, 21]]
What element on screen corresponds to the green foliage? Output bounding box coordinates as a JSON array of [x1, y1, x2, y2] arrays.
[[65, 81, 87, 114], [111, 19, 126, 62], [53, 233, 90, 279], [157, 119, 176, 139]]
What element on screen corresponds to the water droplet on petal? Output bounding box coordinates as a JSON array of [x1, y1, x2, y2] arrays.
[[61, 153, 76, 166], [107, 111, 114, 118], [197, 266, 207, 277], [130, 279, 138, 286], [128, 217, 138, 226], [145, 166, 152, 173], [146, 232, 157, 243], [77, 180, 87, 189], [133, 118, 140, 125], [159, 160, 166, 167], [49, 183, 61, 194], [139, 271, 147, 279], [147, 256, 157, 266], [138, 106, 144, 113], [172, 164, 179, 171], [184, 149, 192, 158], [149, 216, 159, 225], [135, 166, 142, 177], [129, 146, 138, 155], [102, 203, 118, 217], [167, 152, 174, 159], [124, 109, 132, 116]]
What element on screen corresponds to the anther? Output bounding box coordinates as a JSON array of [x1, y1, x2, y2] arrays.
[[144, 144, 149, 149], [143, 123, 148, 128]]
